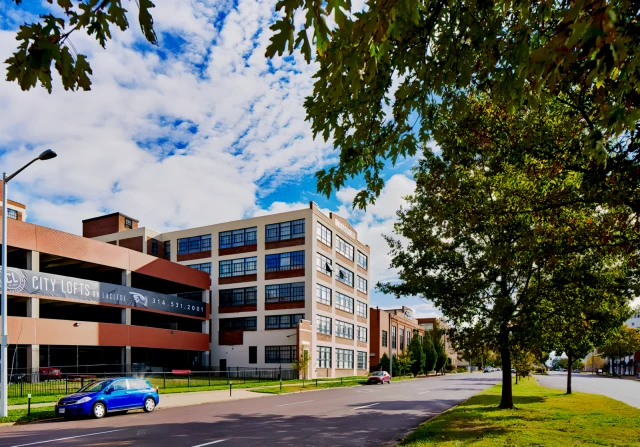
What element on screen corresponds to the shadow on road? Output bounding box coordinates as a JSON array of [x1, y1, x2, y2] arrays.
[[0, 398, 469, 447]]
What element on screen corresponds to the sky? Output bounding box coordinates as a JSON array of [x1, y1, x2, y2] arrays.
[[0, 0, 442, 319]]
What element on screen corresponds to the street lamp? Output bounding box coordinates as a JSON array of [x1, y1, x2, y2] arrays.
[[1, 149, 57, 417]]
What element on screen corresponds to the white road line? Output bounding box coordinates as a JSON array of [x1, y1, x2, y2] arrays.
[[191, 440, 228, 447], [418, 390, 431, 394], [276, 400, 314, 407], [10, 429, 126, 447], [352, 403, 380, 410]]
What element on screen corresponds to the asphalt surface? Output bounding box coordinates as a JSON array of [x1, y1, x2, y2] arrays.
[[536, 371, 640, 409], [0, 373, 500, 447]]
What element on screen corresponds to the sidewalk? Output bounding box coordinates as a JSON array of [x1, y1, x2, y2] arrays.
[[8, 388, 268, 411]]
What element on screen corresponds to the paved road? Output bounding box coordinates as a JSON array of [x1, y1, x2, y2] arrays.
[[0, 373, 500, 447], [536, 371, 640, 409]]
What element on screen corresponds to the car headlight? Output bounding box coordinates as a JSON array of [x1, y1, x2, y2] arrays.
[[76, 396, 92, 404]]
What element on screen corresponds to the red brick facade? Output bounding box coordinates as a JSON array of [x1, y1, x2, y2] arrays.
[[218, 245, 257, 256], [265, 269, 305, 281], [219, 330, 244, 345], [177, 250, 212, 262], [265, 301, 305, 311], [219, 274, 258, 285], [265, 237, 305, 250]]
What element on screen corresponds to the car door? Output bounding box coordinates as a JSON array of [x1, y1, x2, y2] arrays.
[[125, 379, 147, 408], [107, 379, 130, 409]]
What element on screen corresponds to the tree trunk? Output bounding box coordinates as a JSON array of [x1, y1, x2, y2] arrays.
[[500, 344, 513, 409], [566, 351, 572, 394]]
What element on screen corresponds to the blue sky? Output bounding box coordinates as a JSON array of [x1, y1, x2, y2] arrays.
[[0, 0, 441, 318]]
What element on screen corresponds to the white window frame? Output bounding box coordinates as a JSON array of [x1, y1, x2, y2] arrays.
[[316, 222, 332, 247]]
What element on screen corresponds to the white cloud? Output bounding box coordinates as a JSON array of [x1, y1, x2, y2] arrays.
[[0, 0, 331, 235]]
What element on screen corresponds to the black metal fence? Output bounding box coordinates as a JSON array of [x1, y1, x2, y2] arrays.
[[5, 367, 298, 399]]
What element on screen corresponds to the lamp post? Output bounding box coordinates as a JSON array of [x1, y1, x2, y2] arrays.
[[1, 149, 57, 417]]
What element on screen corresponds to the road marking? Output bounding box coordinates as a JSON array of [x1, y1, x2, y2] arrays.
[[418, 390, 431, 394], [352, 403, 379, 410], [191, 440, 228, 447], [276, 400, 314, 407], [10, 429, 126, 447]]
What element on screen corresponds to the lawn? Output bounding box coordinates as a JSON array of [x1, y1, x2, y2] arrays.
[[0, 407, 58, 424], [400, 377, 640, 447]]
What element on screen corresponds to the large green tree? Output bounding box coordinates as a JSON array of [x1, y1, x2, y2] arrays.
[[378, 96, 636, 408], [265, 0, 640, 212], [540, 255, 633, 393]]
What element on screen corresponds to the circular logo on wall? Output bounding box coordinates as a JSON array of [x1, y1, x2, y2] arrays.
[[404, 309, 413, 319], [0, 267, 27, 293]]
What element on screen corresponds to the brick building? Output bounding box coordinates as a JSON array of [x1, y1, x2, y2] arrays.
[[369, 306, 425, 371]]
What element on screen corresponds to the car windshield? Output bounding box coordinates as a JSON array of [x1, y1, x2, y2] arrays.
[[371, 372, 385, 376], [78, 380, 111, 393]]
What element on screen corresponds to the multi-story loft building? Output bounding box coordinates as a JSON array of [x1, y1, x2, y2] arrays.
[[86, 202, 371, 378], [1, 203, 210, 376]]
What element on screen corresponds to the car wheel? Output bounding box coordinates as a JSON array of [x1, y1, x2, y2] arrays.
[[143, 397, 156, 413], [92, 402, 106, 419]]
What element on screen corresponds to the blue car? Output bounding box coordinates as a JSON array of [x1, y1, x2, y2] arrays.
[[55, 377, 159, 419]]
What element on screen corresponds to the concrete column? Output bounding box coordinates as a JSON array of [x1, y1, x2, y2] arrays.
[[26, 250, 40, 271], [26, 251, 41, 380], [121, 270, 132, 373], [121, 346, 132, 374], [121, 270, 132, 287]]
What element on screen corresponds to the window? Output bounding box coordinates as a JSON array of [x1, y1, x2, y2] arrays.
[[336, 349, 354, 369], [7, 209, 18, 220], [220, 287, 257, 307], [178, 234, 212, 255], [151, 239, 158, 256], [124, 218, 133, 229], [335, 264, 354, 287], [357, 326, 368, 342], [357, 276, 368, 294], [189, 262, 212, 274], [357, 251, 368, 270], [336, 236, 354, 261], [265, 346, 297, 364], [317, 253, 332, 275], [391, 326, 397, 349], [265, 314, 304, 329], [420, 335, 424, 345], [219, 257, 257, 277], [317, 346, 331, 368], [356, 301, 367, 318], [400, 328, 405, 350], [265, 219, 305, 242], [317, 223, 332, 246], [249, 346, 257, 364], [335, 292, 354, 313], [316, 284, 331, 306], [265, 251, 305, 272], [407, 330, 411, 346], [317, 315, 332, 335], [220, 317, 257, 331], [357, 351, 368, 370], [335, 320, 354, 339], [164, 241, 171, 259], [113, 380, 128, 391], [382, 330, 388, 347], [265, 283, 305, 303], [219, 227, 257, 249]]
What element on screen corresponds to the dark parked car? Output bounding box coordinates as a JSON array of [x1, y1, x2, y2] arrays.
[[39, 367, 62, 381], [367, 371, 391, 384], [55, 377, 159, 419]]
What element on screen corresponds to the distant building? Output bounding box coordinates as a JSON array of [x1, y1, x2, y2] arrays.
[[417, 317, 464, 368], [369, 306, 424, 371]]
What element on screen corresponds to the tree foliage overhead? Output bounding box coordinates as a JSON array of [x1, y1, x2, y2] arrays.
[[5, 0, 157, 92], [265, 0, 640, 209]]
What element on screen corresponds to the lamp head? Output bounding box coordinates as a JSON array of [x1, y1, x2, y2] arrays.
[[38, 149, 57, 161]]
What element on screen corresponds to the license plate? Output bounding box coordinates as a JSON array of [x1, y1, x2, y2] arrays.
[[58, 408, 65, 414]]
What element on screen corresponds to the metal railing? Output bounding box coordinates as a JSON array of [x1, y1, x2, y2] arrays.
[[4, 367, 298, 398]]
